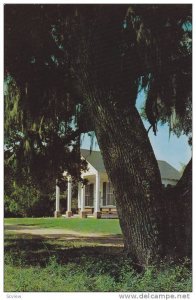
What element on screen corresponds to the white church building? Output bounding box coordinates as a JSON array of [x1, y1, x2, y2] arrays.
[[54, 149, 181, 218]]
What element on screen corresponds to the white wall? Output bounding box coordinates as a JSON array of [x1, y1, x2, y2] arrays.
[[81, 159, 97, 176], [162, 178, 178, 187]]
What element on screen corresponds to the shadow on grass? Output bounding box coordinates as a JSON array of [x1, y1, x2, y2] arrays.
[[4, 225, 39, 231], [4, 233, 192, 293], [4, 233, 124, 269]]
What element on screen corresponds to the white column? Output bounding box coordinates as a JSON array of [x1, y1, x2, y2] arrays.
[[56, 185, 60, 211], [80, 184, 86, 218], [94, 172, 101, 218], [81, 185, 85, 211], [66, 177, 72, 217], [55, 183, 61, 217], [78, 182, 81, 209]]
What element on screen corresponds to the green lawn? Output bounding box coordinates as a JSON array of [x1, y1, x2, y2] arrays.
[[4, 217, 122, 235], [4, 218, 192, 292]]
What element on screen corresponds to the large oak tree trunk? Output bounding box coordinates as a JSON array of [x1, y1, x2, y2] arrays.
[[163, 159, 192, 259], [74, 6, 192, 265], [85, 100, 191, 265], [177, 159, 192, 258], [75, 11, 166, 265], [85, 102, 166, 265]]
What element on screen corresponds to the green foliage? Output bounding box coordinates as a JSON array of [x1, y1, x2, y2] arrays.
[[4, 221, 192, 292], [4, 159, 55, 217], [127, 5, 192, 134], [5, 184, 39, 217], [4, 4, 192, 183], [4, 252, 192, 292], [4, 193, 55, 218], [119, 262, 192, 292]]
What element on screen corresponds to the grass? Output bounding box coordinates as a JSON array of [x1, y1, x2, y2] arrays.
[[4, 218, 192, 292], [4, 217, 122, 235], [5, 254, 192, 292]]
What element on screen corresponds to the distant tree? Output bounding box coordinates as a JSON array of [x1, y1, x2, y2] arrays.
[[4, 4, 192, 265], [4, 157, 54, 217]]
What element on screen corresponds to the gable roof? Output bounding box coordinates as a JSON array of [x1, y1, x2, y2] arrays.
[[81, 149, 106, 172], [157, 160, 181, 181], [81, 149, 181, 181]]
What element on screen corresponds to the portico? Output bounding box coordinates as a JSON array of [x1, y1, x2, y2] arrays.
[[54, 169, 116, 218], [78, 172, 102, 218], [54, 149, 181, 218]]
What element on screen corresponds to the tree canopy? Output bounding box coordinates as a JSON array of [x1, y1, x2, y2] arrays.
[[4, 4, 192, 181]]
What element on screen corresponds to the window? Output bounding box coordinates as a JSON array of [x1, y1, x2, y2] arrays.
[[85, 184, 94, 206], [103, 182, 115, 206]]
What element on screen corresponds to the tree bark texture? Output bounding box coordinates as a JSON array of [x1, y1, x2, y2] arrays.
[[85, 100, 192, 264], [75, 14, 168, 263], [73, 7, 192, 264], [163, 159, 192, 259], [84, 100, 166, 265]]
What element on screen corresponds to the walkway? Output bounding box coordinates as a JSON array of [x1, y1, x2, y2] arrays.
[[5, 224, 123, 248]]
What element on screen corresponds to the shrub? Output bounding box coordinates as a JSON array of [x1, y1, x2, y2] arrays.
[[4, 183, 55, 217], [4, 252, 192, 292]]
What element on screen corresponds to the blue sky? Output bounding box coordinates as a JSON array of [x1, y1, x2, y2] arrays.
[[81, 92, 191, 171]]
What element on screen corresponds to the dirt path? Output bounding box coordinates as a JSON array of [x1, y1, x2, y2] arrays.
[[5, 224, 123, 247]]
